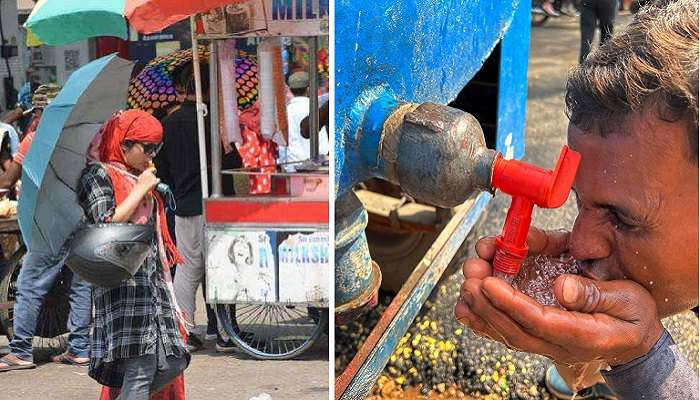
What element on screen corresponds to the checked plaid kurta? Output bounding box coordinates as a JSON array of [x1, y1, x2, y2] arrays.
[[77, 163, 187, 388]]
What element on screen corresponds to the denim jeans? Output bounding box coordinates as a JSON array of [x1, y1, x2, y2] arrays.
[[117, 340, 189, 400], [9, 249, 92, 361]]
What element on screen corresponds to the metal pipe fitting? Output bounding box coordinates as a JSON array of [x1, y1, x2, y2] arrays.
[[335, 191, 382, 322], [335, 100, 500, 322], [379, 102, 497, 208]]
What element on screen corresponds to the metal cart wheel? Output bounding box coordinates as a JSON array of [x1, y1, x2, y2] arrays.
[[217, 303, 328, 360], [0, 254, 70, 352], [0, 249, 25, 337]]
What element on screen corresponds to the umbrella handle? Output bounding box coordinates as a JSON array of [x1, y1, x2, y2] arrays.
[[156, 182, 176, 211]]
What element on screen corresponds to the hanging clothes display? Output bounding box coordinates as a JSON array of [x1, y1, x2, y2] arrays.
[[236, 103, 277, 194]]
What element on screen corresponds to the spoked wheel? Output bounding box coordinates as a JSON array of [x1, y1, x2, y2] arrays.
[[0, 255, 70, 354], [34, 270, 71, 352], [0, 250, 24, 337], [217, 303, 328, 360]]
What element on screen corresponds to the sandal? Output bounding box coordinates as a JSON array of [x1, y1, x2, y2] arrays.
[[51, 351, 89, 366], [0, 354, 36, 372]]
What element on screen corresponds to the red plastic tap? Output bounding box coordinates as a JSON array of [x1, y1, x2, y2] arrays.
[[490, 146, 581, 276]]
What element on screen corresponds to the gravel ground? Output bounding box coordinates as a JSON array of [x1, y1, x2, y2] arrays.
[[336, 12, 699, 400]]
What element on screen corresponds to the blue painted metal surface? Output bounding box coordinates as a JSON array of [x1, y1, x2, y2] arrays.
[[335, 191, 374, 305], [335, 0, 525, 197], [496, 0, 530, 160], [334, 0, 531, 320]]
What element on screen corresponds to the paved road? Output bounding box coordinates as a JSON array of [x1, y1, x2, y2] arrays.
[[0, 289, 329, 399]]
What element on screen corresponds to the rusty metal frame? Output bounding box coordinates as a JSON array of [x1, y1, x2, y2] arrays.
[[335, 192, 492, 399]]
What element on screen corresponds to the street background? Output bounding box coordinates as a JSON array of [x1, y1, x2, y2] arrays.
[[0, 289, 330, 399]]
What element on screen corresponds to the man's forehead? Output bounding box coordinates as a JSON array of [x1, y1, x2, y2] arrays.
[[567, 116, 691, 209], [569, 122, 664, 176], [567, 110, 684, 163]]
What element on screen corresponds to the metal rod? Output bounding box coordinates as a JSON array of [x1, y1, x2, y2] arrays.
[[336, 193, 492, 399], [190, 16, 209, 199], [308, 36, 320, 160], [209, 41, 222, 197]]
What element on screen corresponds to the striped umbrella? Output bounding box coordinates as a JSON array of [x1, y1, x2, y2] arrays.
[[25, 0, 244, 46]]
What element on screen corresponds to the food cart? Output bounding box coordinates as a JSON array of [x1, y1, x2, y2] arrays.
[[190, 0, 329, 360]]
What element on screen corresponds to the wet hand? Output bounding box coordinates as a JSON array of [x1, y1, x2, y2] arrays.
[[135, 167, 160, 194], [460, 227, 571, 282], [455, 227, 664, 367]]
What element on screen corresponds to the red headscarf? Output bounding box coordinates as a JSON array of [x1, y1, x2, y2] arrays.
[[94, 109, 182, 268]]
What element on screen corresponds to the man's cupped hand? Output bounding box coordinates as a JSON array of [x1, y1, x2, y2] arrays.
[[454, 227, 664, 367]]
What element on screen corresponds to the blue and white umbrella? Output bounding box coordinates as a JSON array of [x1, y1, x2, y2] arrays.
[[19, 54, 134, 255]]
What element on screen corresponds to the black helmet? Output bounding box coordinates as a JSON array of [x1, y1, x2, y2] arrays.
[[66, 223, 154, 288]]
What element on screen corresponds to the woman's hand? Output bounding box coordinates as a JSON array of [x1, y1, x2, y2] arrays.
[[134, 167, 160, 195], [112, 168, 159, 223], [2, 108, 24, 124]]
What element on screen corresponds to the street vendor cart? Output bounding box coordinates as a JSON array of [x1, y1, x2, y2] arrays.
[[189, 0, 329, 360]]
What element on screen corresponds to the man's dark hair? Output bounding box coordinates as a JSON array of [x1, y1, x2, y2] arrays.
[[566, 0, 698, 162], [290, 87, 307, 97], [178, 64, 210, 96]]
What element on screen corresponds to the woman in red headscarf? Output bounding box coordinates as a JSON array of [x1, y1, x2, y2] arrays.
[[77, 109, 189, 400]]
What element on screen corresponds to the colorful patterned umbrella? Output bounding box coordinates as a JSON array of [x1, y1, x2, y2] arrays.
[[25, 0, 244, 46], [127, 46, 209, 115], [128, 47, 259, 115], [234, 52, 259, 111]]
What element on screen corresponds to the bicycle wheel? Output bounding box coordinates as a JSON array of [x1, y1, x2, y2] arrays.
[[34, 269, 70, 351], [0, 256, 70, 352], [0, 252, 23, 337], [216, 303, 328, 360]]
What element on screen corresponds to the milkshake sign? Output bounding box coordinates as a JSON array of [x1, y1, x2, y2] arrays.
[[198, 0, 329, 37], [278, 232, 329, 303], [271, 0, 330, 22]]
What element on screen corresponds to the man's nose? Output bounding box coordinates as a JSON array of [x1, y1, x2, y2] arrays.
[[569, 211, 612, 262]]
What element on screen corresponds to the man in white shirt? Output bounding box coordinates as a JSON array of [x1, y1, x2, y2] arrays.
[[283, 71, 329, 171]]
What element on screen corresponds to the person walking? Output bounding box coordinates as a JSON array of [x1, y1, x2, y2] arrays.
[[579, 0, 617, 63], [0, 84, 92, 373], [156, 68, 240, 352], [77, 110, 189, 399]]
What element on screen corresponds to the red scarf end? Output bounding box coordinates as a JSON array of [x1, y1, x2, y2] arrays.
[[165, 240, 184, 267]]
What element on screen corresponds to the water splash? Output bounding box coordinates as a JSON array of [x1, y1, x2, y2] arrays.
[[503, 254, 580, 307], [493, 270, 515, 285]]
